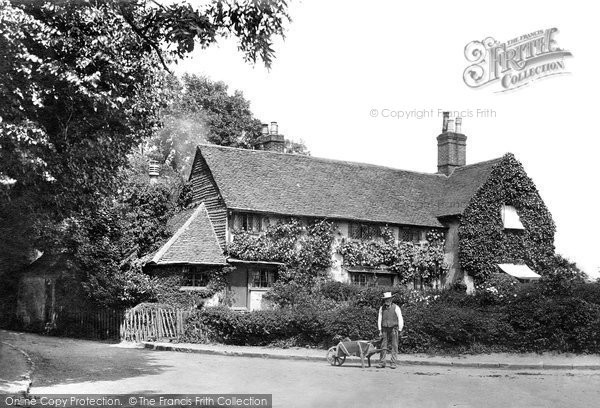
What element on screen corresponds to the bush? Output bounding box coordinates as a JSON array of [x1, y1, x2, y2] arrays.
[[262, 280, 312, 308], [183, 306, 299, 346], [317, 281, 360, 302], [473, 272, 519, 306], [573, 283, 600, 306], [182, 281, 600, 354], [505, 294, 600, 352]]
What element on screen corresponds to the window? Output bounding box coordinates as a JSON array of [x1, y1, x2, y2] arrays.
[[349, 223, 382, 240], [351, 273, 368, 286], [183, 268, 211, 287], [233, 213, 264, 233], [350, 273, 393, 287], [502, 205, 524, 230], [399, 227, 424, 243], [250, 269, 277, 288]]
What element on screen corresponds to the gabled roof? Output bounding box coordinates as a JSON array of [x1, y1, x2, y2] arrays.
[[436, 157, 503, 217], [148, 203, 227, 265], [196, 144, 505, 227]]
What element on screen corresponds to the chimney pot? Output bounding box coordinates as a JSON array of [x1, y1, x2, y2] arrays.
[[442, 111, 449, 132], [455, 117, 462, 133], [447, 118, 455, 133], [253, 121, 285, 153]]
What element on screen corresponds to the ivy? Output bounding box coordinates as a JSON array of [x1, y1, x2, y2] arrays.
[[152, 266, 233, 309], [227, 219, 336, 286], [337, 229, 448, 284], [458, 154, 556, 283]]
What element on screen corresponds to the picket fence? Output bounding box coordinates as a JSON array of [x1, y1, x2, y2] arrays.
[[119, 303, 188, 342]]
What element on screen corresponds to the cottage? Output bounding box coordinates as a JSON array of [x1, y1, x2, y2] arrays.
[[145, 114, 555, 310]]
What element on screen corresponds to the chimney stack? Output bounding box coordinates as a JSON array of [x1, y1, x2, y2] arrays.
[[253, 121, 285, 153], [437, 112, 467, 176]]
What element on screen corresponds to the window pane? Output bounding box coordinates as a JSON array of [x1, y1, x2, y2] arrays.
[[185, 269, 210, 286], [349, 223, 361, 239], [252, 215, 261, 232], [233, 214, 242, 230]]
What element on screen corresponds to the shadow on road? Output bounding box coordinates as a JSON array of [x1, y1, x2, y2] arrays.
[[1, 330, 169, 387]]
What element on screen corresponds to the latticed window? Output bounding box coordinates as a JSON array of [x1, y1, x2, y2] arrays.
[[399, 227, 424, 243], [349, 223, 382, 240], [350, 273, 394, 287], [250, 269, 277, 288], [233, 213, 264, 233], [351, 273, 368, 286], [183, 267, 211, 287]]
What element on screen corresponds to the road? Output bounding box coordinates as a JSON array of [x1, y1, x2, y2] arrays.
[[1, 330, 599, 408]]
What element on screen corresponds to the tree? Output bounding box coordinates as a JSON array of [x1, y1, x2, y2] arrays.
[[0, 0, 290, 255], [149, 74, 263, 176], [0, 0, 290, 307]]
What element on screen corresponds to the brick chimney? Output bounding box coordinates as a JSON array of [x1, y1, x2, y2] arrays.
[[253, 121, 285, 153], [437, 112, 467, 176]]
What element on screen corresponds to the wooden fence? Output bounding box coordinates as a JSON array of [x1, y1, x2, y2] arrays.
[[53, 308, 123, 340], [120, 303, 188, 342]]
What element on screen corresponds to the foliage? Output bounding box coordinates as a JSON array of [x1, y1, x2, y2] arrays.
[[337, 229, 448, 284], [458, 154, 556, 283], [473, 272, 519, 305], [0, 0, 290, 308], [573, 283, 600, 306], [150, 267, 232, 309], [228, 219, 337, 286], [505, 292, 600, 352], [184, 281, 600, 354], [148, 74, 269, 176], [262, 280, 313, 308], [0, 0, 288, 217]]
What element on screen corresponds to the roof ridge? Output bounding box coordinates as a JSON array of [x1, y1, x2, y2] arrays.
[[452, 156, 506, 171], [197, 143, 447, 178]]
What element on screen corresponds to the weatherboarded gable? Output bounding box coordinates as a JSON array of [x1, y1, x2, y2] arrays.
[[188, 148, 228, 247]]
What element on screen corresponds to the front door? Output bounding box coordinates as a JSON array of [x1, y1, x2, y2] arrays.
[[227, 267, 248, 309]]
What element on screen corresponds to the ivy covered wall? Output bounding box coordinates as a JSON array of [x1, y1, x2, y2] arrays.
[[458, 154, 556, 283]]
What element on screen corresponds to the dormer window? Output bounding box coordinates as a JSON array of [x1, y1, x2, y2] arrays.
[[501, 205, 524, 230]]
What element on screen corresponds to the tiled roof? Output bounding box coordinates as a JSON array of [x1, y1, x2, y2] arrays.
[[197, 144, 505, 227], [149, 203, 227, 265], [436, 157, 504, 216]]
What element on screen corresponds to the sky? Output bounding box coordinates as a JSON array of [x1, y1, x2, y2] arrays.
[[172, 0, 599, 278]]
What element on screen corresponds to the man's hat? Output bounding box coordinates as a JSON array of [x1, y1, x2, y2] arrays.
[[382, 291, 392, 299]]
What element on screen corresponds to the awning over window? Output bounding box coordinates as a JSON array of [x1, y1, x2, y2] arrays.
[[497, 263, 541, 280]]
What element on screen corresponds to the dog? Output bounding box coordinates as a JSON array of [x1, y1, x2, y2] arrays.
[[329, 337, 383, 368]]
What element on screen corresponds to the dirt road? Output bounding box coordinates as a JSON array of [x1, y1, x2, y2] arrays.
[[2, 330, 599, 408]]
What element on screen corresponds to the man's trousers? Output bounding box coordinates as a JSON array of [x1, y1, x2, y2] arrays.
[[379, 326, 399, 367]]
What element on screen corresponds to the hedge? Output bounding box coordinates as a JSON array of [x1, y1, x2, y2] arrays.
[[182, 282, 600, 354]]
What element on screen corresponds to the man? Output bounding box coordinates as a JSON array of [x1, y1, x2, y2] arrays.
[[377, 291, 403, 369]]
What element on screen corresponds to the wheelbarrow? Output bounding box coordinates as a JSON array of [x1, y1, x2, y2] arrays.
[[326, 338, 383, 368]]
